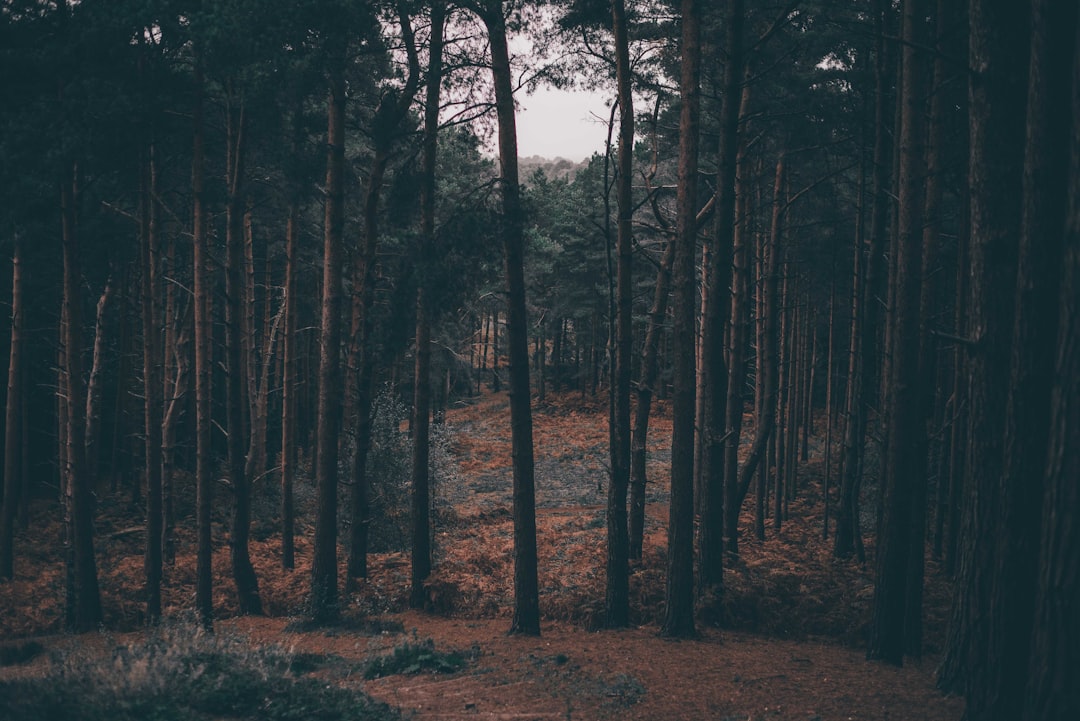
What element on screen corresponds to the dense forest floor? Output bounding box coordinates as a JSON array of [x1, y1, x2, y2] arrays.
[[0, 389, 963, 720]]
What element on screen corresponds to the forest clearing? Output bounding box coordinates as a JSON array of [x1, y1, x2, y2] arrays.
[[1, 390, 963, 720]]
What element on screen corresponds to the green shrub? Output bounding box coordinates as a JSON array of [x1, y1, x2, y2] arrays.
[[363, 638, 468, 680], [0, 622, 400, 721]]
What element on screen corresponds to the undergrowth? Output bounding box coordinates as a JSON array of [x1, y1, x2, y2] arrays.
[[364, 636, 469, 679], [0, 621, 399, 721]]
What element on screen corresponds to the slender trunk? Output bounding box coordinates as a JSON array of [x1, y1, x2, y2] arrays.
[[834, 0, 893, 560], [868, 0, 927, 665], [605, 0, 634, 628], [823, 274, 837, 539], [84, 276, 113, 487], [662, 0, 701, 640], [225, 95, 261, 616], [140, 144, 164, 623], [721, 173, 750, 555], [192, 59, 213, 631], [483, 0, 540, 636], [311, 38, 347, 623], [736, 155, 783, 526], [699, 0, 743, 587], [61, 164, 102, 633], [629, 241, 674, 561], [410, 1, 444, 610], [280, 198, 298, 570], [0, 234, 24, 579]]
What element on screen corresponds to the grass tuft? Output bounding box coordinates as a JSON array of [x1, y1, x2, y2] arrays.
[[0, 621, 400, 721], [364, 637, 469, 680]]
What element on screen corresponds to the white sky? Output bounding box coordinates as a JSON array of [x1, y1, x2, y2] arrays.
[[514, 86, 614, 161]]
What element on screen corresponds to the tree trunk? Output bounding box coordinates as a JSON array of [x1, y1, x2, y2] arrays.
[[629, 240, 674, 561], [311, 37, 347, 624], [604, 0, 634, 628], [662, 0, 701, 640], [140, 143, 164, 623], [937, 0, 1030, 697], [1023, 19, 1080, 715], [192, 60, 213, 630], [225, 95, 261, 616], [410, 0, 444, 610], [721, 170, 750, 555], [280, 196, 299, 570], [0, 233, 24, 579], [980, 0, 1072, 716], [834, 0, 893, 560], [867, 0, 927, 665], [84, 274, 113, 488], [346, 4, 421, 594], [61, 164, 102, 633], [482, 0, 540, 636], [699, 0, 743, 590], [736, 155, 783, 533]]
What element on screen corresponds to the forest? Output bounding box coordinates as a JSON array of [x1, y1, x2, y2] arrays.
[[0, 0, 1077, 720]]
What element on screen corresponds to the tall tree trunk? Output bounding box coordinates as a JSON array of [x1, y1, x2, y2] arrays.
[[699, 0, 744, 589], [192, 59, 213, 630], [311, 37, 347, 623], [225, 95, 261, 616], [410, 0, 444, 610], [722, 133, 750, 555], [629, 240, 674, 561], [61, 164, 102, 633], [1023, 17, 1079, 716], [84, 275, 113, 487], [280, 196, 299, 570], [140, 144, 164, 623], [0, 233, 24, 580], [604, 0, 634, 628], [346, 5, 420, 592], [662, 0, 701, 640], [978, 0, 1073, 716], [736, 155, 783, 533], [483, 0, 540, 636], [161, 227, 188, 566], [937, 0, 1030, 697], [834, 0, 893, 560], [244, 203, 269, 487], [868, 0, 927, 665]]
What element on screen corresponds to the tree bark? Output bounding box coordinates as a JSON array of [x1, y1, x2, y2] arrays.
[[61, 164, 102, 633], [834, 0, 893, 560], [1023, 19, 1080, 715], [699, 0, 744, 588], [629, 240, 674, 561], [280, 196, 298, 570], [225, 94, 261, 616], [311, 36, 347, 624], [604, 0, 634, 628], [482, 0, 540, 636], [985, 0, 1073, 716], [192, 59, 213, 630], [937, 0, 1030, 697], [662, 0, 701, 640], [140, 143, 164, 623], [868, 0, 927, 665], [410, 0, 445, 610], [0, 233, 24, 580]]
